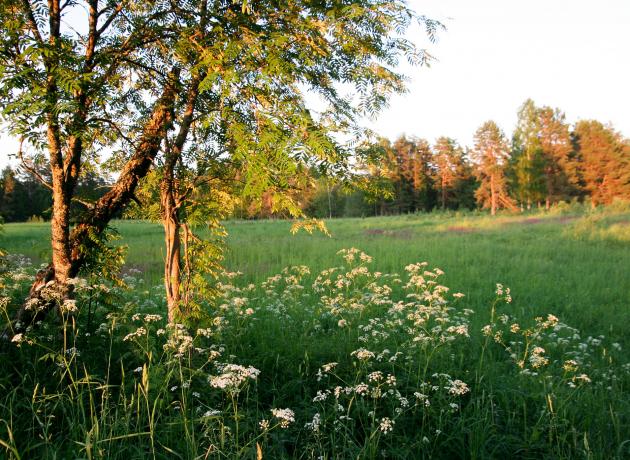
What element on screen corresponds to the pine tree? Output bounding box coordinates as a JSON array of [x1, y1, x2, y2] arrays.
[[537, 106, 576, 207], [572, 121, 630, 206], [432, 137, 468, 209], [472, 121, 517, 215]]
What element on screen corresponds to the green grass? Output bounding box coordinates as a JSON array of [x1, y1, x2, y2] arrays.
[[1, 207, 630, 459], [4, 208, 630, 339]]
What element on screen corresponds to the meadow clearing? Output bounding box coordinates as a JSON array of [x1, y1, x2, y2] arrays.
[[1, 205, 630, 458]]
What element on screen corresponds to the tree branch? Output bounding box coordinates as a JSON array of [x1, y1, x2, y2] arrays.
[[97, 0, 126, 37], [19, 0, 44, 45], [16, 137, 53, 191], [68, 67, 181, 270]]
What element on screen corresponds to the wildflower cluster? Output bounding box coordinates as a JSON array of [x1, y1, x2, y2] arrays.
[[209, 363, 261, 393]]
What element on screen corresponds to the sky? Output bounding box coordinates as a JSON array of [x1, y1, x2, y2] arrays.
[[365, 0, 630, 147], [1, 0, 629, 168]]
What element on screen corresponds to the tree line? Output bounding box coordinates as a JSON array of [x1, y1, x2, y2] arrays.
[[0, 166, 110, 222], [242, 99, 629, 218], [3, 98, 629, 223]]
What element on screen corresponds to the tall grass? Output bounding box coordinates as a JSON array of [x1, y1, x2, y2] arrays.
[[1, 206, 629, 458]]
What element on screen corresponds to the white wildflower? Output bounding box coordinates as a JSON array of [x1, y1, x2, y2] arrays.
[[209, 364, 260, 392], [305, 413, 321, 432], [123, 327, 147, 342], [60, 299, 78, 314], [448, 379, 469, 396], [271, 408, 295, 428], [351, 348, 375, 361], [379, 417, 394, 434]]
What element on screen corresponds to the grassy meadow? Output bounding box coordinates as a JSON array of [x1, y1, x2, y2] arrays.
[[1, 205, 630, 458], [5, 206, 630, 337]]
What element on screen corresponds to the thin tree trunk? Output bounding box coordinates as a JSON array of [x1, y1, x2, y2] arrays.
[[182, 223, 193, 308], [326, 180, 332, 219], [162, 183, 181, 323], [490, 174, 497, 216], [159, 70, 203, 322]]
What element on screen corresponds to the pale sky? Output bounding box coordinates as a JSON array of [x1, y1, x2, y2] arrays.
[[367, 0, 630, 147], [1, 0, 629, 168]]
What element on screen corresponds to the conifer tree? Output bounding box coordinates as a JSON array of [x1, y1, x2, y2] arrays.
[[433, 137, 467, 209], [472, 121, 516, 215], [572, 121, 630, 206], [537, 106, 576, 207]]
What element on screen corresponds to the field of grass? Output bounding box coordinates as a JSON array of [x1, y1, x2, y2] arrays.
[[4, 207, 630, 338], [1, 206, 630, 458]]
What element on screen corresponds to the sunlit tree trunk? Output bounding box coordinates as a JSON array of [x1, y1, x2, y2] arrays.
[[161, 172, 182, 323], [158, 71, 202, 323], [49, 135, 73, 288], [441, 175, 447, 210], [490, 174, 497, 216]]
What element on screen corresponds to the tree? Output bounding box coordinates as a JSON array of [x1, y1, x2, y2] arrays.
[[409, 138, 436, 212], [369, 135, 436, 214], [0, 167, 22, 222], [1, 0, 184, 329], [391, 136, 418, 213], [537, 106, 576, 207], [145, 0, 440, 322], [432, 137, 468, 209], [511, 99, 576, 209], [511, 99, 546, 209], [471, 121, 517, 215], [0, 0, 442, 328], [572, 120, 630, 207], [0, 166, 52, 222]]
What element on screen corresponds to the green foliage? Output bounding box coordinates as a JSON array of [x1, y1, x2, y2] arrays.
[[130, 167, 235, 320], [511, 99, 547, 205], [78, 226, 127, 286], [0, 244, 628, 458], [510, 99, 577, 208]]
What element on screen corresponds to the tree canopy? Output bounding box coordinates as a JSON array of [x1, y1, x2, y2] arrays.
[[0, 0, 443, 327]]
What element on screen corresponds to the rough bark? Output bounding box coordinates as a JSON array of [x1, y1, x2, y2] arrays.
[[162, 172, 182, 323], [6, 69, 180, 335]]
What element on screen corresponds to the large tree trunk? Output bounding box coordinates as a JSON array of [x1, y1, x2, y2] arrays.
[[6, 70, 179, 336]]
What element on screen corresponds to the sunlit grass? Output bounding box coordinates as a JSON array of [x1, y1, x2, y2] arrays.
[[3, 206, 630, 339], [1, 244, 629, 458]]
